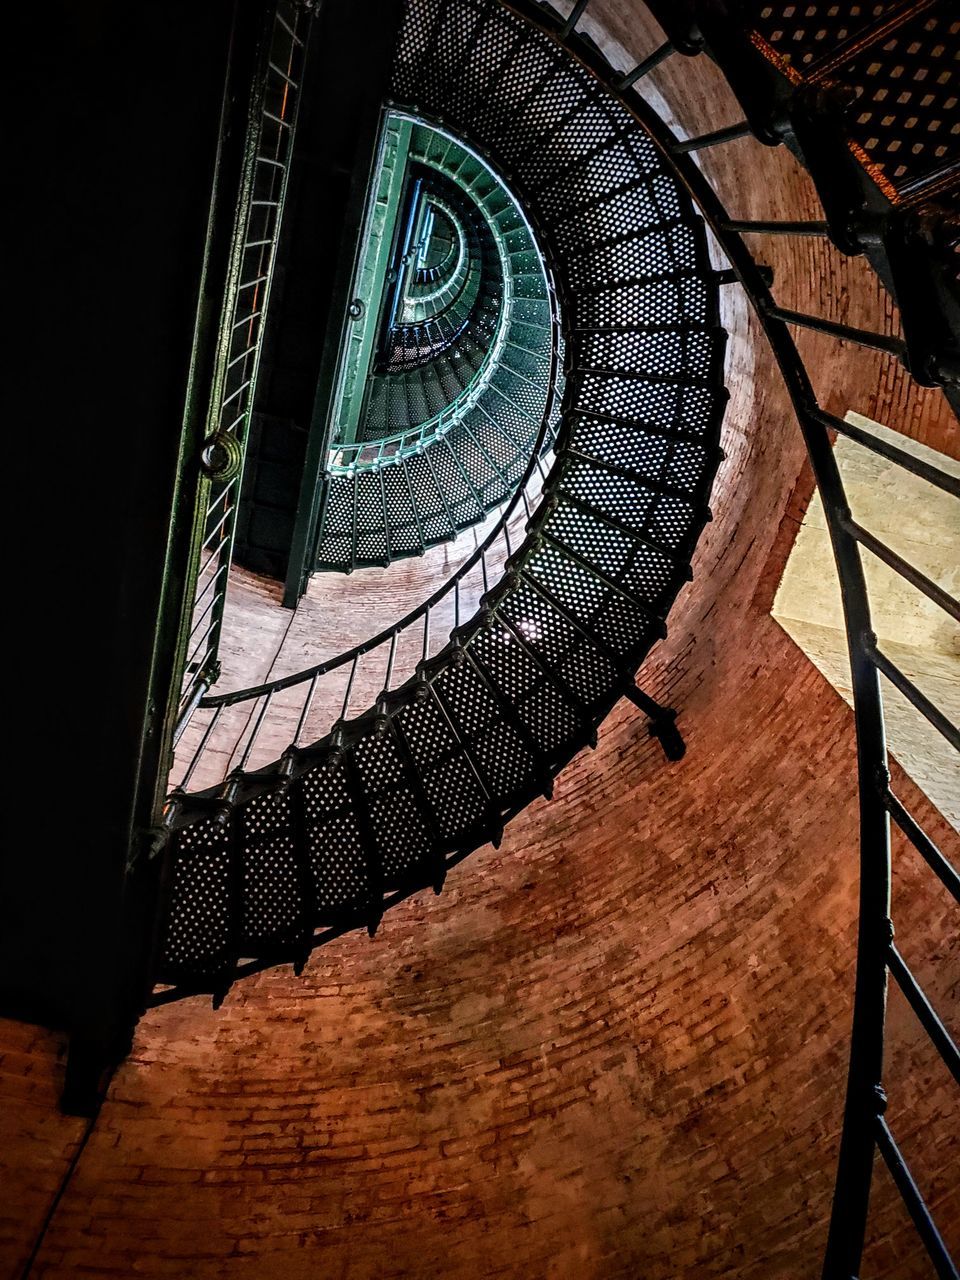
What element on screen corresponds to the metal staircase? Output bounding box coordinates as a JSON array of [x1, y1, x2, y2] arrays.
[[149, 0, 957, 1276], [159, 0, 725, 994], [315, 115, 562, 572]]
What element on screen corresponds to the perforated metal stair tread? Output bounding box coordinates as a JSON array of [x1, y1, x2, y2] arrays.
[[156, 0, 727, 996]]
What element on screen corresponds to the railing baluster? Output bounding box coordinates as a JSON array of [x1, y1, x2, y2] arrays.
[[196, 532, 232, 584], [616, 40, 674, 90], [383, 631, 399, 693], [868, 645, 960, 753], [767, 304, 907, 359], [422, 607, 432, 666], [560, 0, 590, 40], [236, 691, 275, 773], [340, 654, 360, 722], [672, 121, 752, 153], [840, 516, 959, 623], [875, 1119, 959, 1280], [191, 561, 228, 615], [294, 672, 320, 747], [179, 705, 225, 792], [885, 792, 960, 904], [187, 582, 223, 646], [200, 500, 234, 552], [184, 613, 221, 676], [887, 945, 960, 1085]]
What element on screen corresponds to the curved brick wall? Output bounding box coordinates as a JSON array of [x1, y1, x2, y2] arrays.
[[2, 3, 957, 1276]]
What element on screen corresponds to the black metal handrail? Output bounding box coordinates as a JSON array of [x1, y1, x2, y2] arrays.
[[530, 3, 957, 1277], [156, 3, 955, 1272]]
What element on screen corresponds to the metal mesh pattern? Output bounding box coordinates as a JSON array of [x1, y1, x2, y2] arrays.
[[749, 0, 958, 194], [379, 179, 499, 377], [161, 817, 233, 981], [302, 763, 370, 920], [396, 698, 489, 839], [239, 789, 304, 950], [157, 0, 725, 992], [839, 3, 959, 189], [316, 107, 555, 573], [751, 0, 898, 70]]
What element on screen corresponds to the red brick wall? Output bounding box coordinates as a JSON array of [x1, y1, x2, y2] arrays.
[[2, 4, 957, 1276], [0, 1024, 86, 1277]]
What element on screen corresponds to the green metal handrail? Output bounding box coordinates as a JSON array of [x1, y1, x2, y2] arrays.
[[326, 112, 547, 473]]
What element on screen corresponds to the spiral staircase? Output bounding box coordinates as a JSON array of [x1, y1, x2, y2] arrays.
[[89, 0, 957, 1275], [162, 0, 727, 997], [315, 114, 562, 572]]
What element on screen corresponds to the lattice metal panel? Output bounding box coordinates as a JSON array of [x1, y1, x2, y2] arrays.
[[557, 641, 621, 706], [355, 733, 433, 884], [240, 789, 304, 949], [434, 0, 486, 79], [383, 463, 422, 555], [405, 453, 450, 541], [554, 180, 666, 250], [490, 362, 549, 423], [302, 763, 371, 919], [501, 583, 574, 660], [471, 623, 542, 700], [568, 420, 677, 489], [395, 698, 489, 839], [589, 591, 655, 660], [539, 137, 653, 221], [649, 492, 702, 553], [483, 388, 540, 453], [750, 0, 909, 73], [572, 378, 717, 439], [453, 429, 502, 496], [580, 328, 716, 382], [431, 441, 485, 528], [160, 817, 233, 981], [561, 457, 658, 533], [573, 274, 711, 330], [548, 501, 635, 580], [316, 480, 354, 567], [840, 3, 959, 190], [471, 411, 522, 471], [371, 788, 433, 884], [621, 542, 680, 614], [353, 473, 391, 564], [500, 579, 621, 706], [505, 317, 552, 352], [515, 678, 583, 751], [532, 530, 608, 607], [433, 656, 540, 796], [566, 222, 701, 292]]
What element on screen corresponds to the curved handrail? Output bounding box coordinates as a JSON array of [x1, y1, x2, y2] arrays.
[[161, 22, 955, 1280], [327, 111, 545, 476], [201, 332, 558, 711], [397, 193, 471, 320], [513, 5, 956, 1279], [177, 272, 560, 735]]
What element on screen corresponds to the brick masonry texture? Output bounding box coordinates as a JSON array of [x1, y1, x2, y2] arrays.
[[1, 2, 957, 1276]]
